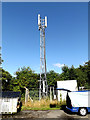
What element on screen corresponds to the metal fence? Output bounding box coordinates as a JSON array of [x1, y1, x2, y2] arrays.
[[25, 87, 57, 104], [27, 87, 57, 101], [29, 88, 39, 100]]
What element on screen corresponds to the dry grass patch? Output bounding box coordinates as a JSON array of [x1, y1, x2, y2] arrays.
[[22, 99, 66, 110], [22, 99, 61, 110], [22, 99, 50, 110]]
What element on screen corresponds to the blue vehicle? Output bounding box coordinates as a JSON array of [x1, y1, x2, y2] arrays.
[[66, 91, 90, 116]]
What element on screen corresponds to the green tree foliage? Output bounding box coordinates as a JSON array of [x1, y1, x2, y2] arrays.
[[0, 47, 3, 66], [12, 67, 39, 96], [60, 61, 90, 88], [1, 68, 12, 91], [60, 65, 69, 80], [47, 70, 61, 87], [75, 67, 87, 88], [85, 61, 90, 83], [61, 65, 77, 80], [75, 62, 90, 88], [0, 46, 12, 91], [1, 60, 90, 95], [69, 65, 77, 80]]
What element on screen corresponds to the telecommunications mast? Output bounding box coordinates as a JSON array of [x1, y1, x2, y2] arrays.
[[38, 14, 48, 100]]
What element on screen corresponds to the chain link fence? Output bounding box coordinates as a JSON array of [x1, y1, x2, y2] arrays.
[[29, 88, 39, 100], [28, 87, 57, 101]]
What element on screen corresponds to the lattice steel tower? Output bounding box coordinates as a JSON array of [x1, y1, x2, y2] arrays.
[[38, 14, 48, 100]]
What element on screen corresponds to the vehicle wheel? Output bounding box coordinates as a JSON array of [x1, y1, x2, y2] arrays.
[[79, 108, 87, 116]]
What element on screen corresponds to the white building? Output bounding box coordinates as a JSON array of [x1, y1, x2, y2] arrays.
[[57, 80, 78, 101]]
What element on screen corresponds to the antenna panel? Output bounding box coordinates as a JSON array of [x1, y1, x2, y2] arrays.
[[38, 14, 41, 26], [45, 16, 47, 28]]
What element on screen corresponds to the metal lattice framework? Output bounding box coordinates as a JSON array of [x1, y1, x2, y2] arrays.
[[38, 14, 48, 100]]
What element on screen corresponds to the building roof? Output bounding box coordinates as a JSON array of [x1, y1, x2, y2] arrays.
[[56, 88, 71, 92], [0, 91, 21, 98]]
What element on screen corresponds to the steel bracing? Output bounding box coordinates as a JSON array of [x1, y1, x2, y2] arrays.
[[38, 15, 48, 100]]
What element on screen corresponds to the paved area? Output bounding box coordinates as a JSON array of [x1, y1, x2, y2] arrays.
[[1, 110, 90, 119]]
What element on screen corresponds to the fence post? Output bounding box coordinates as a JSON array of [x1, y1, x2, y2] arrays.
[[24, 87, 29, 104], [53, 87, 54, 99], [50, 87, 52, 102]]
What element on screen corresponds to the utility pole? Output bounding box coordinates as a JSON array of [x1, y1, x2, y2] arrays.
[[38, 14, 48, 100]]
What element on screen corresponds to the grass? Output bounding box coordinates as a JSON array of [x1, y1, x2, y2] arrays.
[[22, 106, 60, 110], [21, 99, 66, 111]]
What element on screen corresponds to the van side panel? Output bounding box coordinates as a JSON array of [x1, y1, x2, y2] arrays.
[[66, 91, 90, 113]]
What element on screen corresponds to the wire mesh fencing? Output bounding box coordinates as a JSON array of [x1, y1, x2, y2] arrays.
[[28, 87, 57, 101], [29, 88, 39, 100]]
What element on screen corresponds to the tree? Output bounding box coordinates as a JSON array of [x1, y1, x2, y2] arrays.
[[47, 70, 60, 88], [0, 47, 3, 66], [0, 47, 12, 91], [85, 61, 90, 84], [1, 68, 12, 91], [75, 68, 87, 88], [60, 65, 69, 80], [69, 65, 77, 80], [60, 64, 89, 89], [12, 67, 39, 96]]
